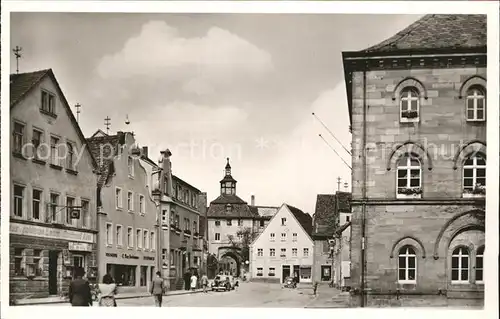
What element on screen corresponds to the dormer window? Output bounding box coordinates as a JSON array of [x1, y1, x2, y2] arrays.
[[226, 204, 232, 212], [466, 86, 485, 121], [400, 87, 420, 123]]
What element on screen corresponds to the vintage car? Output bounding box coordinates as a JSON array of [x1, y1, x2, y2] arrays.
[[211, 275, 238, 291]]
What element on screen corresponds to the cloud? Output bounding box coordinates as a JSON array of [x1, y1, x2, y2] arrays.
[[96, 20, 273, 87]]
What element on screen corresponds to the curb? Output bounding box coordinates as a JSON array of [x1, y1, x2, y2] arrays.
[[14, 289, 205, 306]]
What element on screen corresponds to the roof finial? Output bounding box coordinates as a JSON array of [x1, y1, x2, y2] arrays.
[[13, 46, 22, 74], [227, 157, 230, 165], [104, 116, 111, 134]]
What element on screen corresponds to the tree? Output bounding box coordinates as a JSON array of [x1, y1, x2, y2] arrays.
[[236, 227, 256, 263]]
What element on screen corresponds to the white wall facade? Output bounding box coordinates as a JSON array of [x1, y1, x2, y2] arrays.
[[208, 218, 254, 257], [250, 205, 313, 283]]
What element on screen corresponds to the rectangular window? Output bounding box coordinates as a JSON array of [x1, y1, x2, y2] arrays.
[[13, 122, 25, 154], [270, 233, 275, 241], [270, 248, 275, 257], [269, 267, 275, 276], [81, 200, 90, 228], [281, 218, 286, 226], [115, 188, 123, 209], [281, 233, 286, 241], [303, 248, 309, 257], [116, 225, 123, 246], [49, 193, 59, 222], [151, 231, 156, 251], [33, 249, 43, 276], [13, 185, 25, 217], [292, 233, 297, 242], [257, 249, 263, 257], [162, 210, 168, 225], [257, 267, 263, 276], [346, 215, 351, 223], [193, 221, 198, 235], [41, 90, 56, 113], [215, 220, 221, 226], [32, 129, 43, 160], [140, 266, 147, 287], [260, 220, 265, 227], [14, 248, 25, 276], [292, 248, 298, 257], [66, 197, 75, 224], [227, 219, 232, 226], [136, 229, 142, 249], [128, 157, 134, 177], [144, 230, 149, 250], [106, 223, 113, 245], [32, 189, 42, 220], [127, 191, 134, 212], [238, 219, 243, 226], [139, 195, 145, 214], [127, 227, 133, 248], [50, 136, 59, 166], [280, 248, 286, 257], [162, 249, 167, 261], [215, 233, 221, 241], [66, 142, 74, 170]]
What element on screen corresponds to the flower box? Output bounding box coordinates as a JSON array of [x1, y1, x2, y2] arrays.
[[397, 187, 422, 199], [401, 110, 418, 119]]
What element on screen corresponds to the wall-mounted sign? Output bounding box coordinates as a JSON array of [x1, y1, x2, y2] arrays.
[[10, 222, 95, 243], [106, 253, 118, 258], [122, 254, 139, 260], [143, 256, 155, 261], [69, 242, 93, 252], [62, 249, 71, 266]]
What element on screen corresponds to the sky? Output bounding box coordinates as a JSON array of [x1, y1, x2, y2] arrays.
[[10, 13, 423, 214]]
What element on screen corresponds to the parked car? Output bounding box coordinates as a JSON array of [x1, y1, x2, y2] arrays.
[[211, 275, 238, 291]]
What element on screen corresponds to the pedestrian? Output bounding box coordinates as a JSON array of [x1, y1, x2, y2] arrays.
[[184, 271, 191, 290], [313, 281, 319, 296], [96, 274, 118, 307], [201, 273, 209, 293], [150, 271, 165, 307], [68, 267, 93, 307], [190, 272, 198, 291]]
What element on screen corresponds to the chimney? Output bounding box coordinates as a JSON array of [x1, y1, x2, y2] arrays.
[[251, 194, 255, 206], [142, 146, 148, 158]]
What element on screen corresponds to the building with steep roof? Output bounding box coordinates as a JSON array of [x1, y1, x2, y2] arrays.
[[206, 159, 277, 277], [311, 192, 352, 286], [249, 203, 313, 283], [342, 14, 485, 307], [9, 69, 99, 299]]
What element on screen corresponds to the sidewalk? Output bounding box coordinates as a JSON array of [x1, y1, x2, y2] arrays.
[[14, 289, 204, 306], [304, 285, 350, 308]]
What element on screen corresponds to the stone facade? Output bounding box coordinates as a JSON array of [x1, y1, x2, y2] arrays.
[[343, 15, 486, 307], [10, 69, 98, 299]]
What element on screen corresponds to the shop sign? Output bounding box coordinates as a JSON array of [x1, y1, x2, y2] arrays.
[[69, 242, 93, 252], [10, 222, 94, 243], [106, 253, 118, 258], [143, 256, 155, 261], [122, 254, 139, 260]]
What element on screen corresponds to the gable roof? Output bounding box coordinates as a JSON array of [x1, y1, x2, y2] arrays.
[[251, 203, 313, 246], [312, 192, 352, 239], [10, 69, 98, 170], [249, 206, 279, 220], [86, 132, 126, 188], [362, 15, 486, 55], [90, 129, 109, 138]]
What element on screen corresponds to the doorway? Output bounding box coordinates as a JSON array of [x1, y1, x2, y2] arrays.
[[321, 265, 332, 281], [48, 251, 58, 295], [72, 254, 84, 278], [293, 265, 300, 283], [282, 265, 291, 283]]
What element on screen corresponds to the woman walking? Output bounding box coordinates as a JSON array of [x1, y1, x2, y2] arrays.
[[96, 274, 118, 307]]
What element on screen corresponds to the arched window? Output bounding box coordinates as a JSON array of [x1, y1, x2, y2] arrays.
[[398, 246, 417, 283], [463, 154, 486, 196], [397, 154, 422, 198], [451, 247, 470, 283], [400, 87, 420, 121], [466, 86, 485, 121], [475, 246, 484, 283]]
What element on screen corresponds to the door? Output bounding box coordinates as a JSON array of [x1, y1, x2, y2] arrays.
[[72, 255, 84, 278], [321, 265, 332, 281], [48, 251, 58, 295], [282, 265, 290, 283], [293, 265, 300, 283]]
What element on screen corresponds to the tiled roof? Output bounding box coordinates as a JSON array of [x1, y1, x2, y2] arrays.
[[86, 132, 125, 188], [336, 191, 352, 212], [249, 206, 279, 218], [10, 69, 51, 107], [312, 194, 337, 236], [210, 194, 247, 205], [207, 203, 258, 219], [363, 14, 486, 54], [286, 204, 313, 236], [220, 175, 237, 183]]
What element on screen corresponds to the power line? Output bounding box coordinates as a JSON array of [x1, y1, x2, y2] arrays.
[[312, 112, 352, 156], [319, 134, 352, 170]]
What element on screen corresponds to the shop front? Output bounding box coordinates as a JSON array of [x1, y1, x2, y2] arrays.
[[101, 251, 156, 293], [9, 221, 97, 299]]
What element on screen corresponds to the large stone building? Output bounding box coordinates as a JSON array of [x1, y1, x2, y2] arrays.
[[311, 192, 351, 286], [342, 15, 486, 307], [249, 204, 313, 283], [9, 69, 99, 299], [87, 131, 158, 293], [206, 158, 277, 277]]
